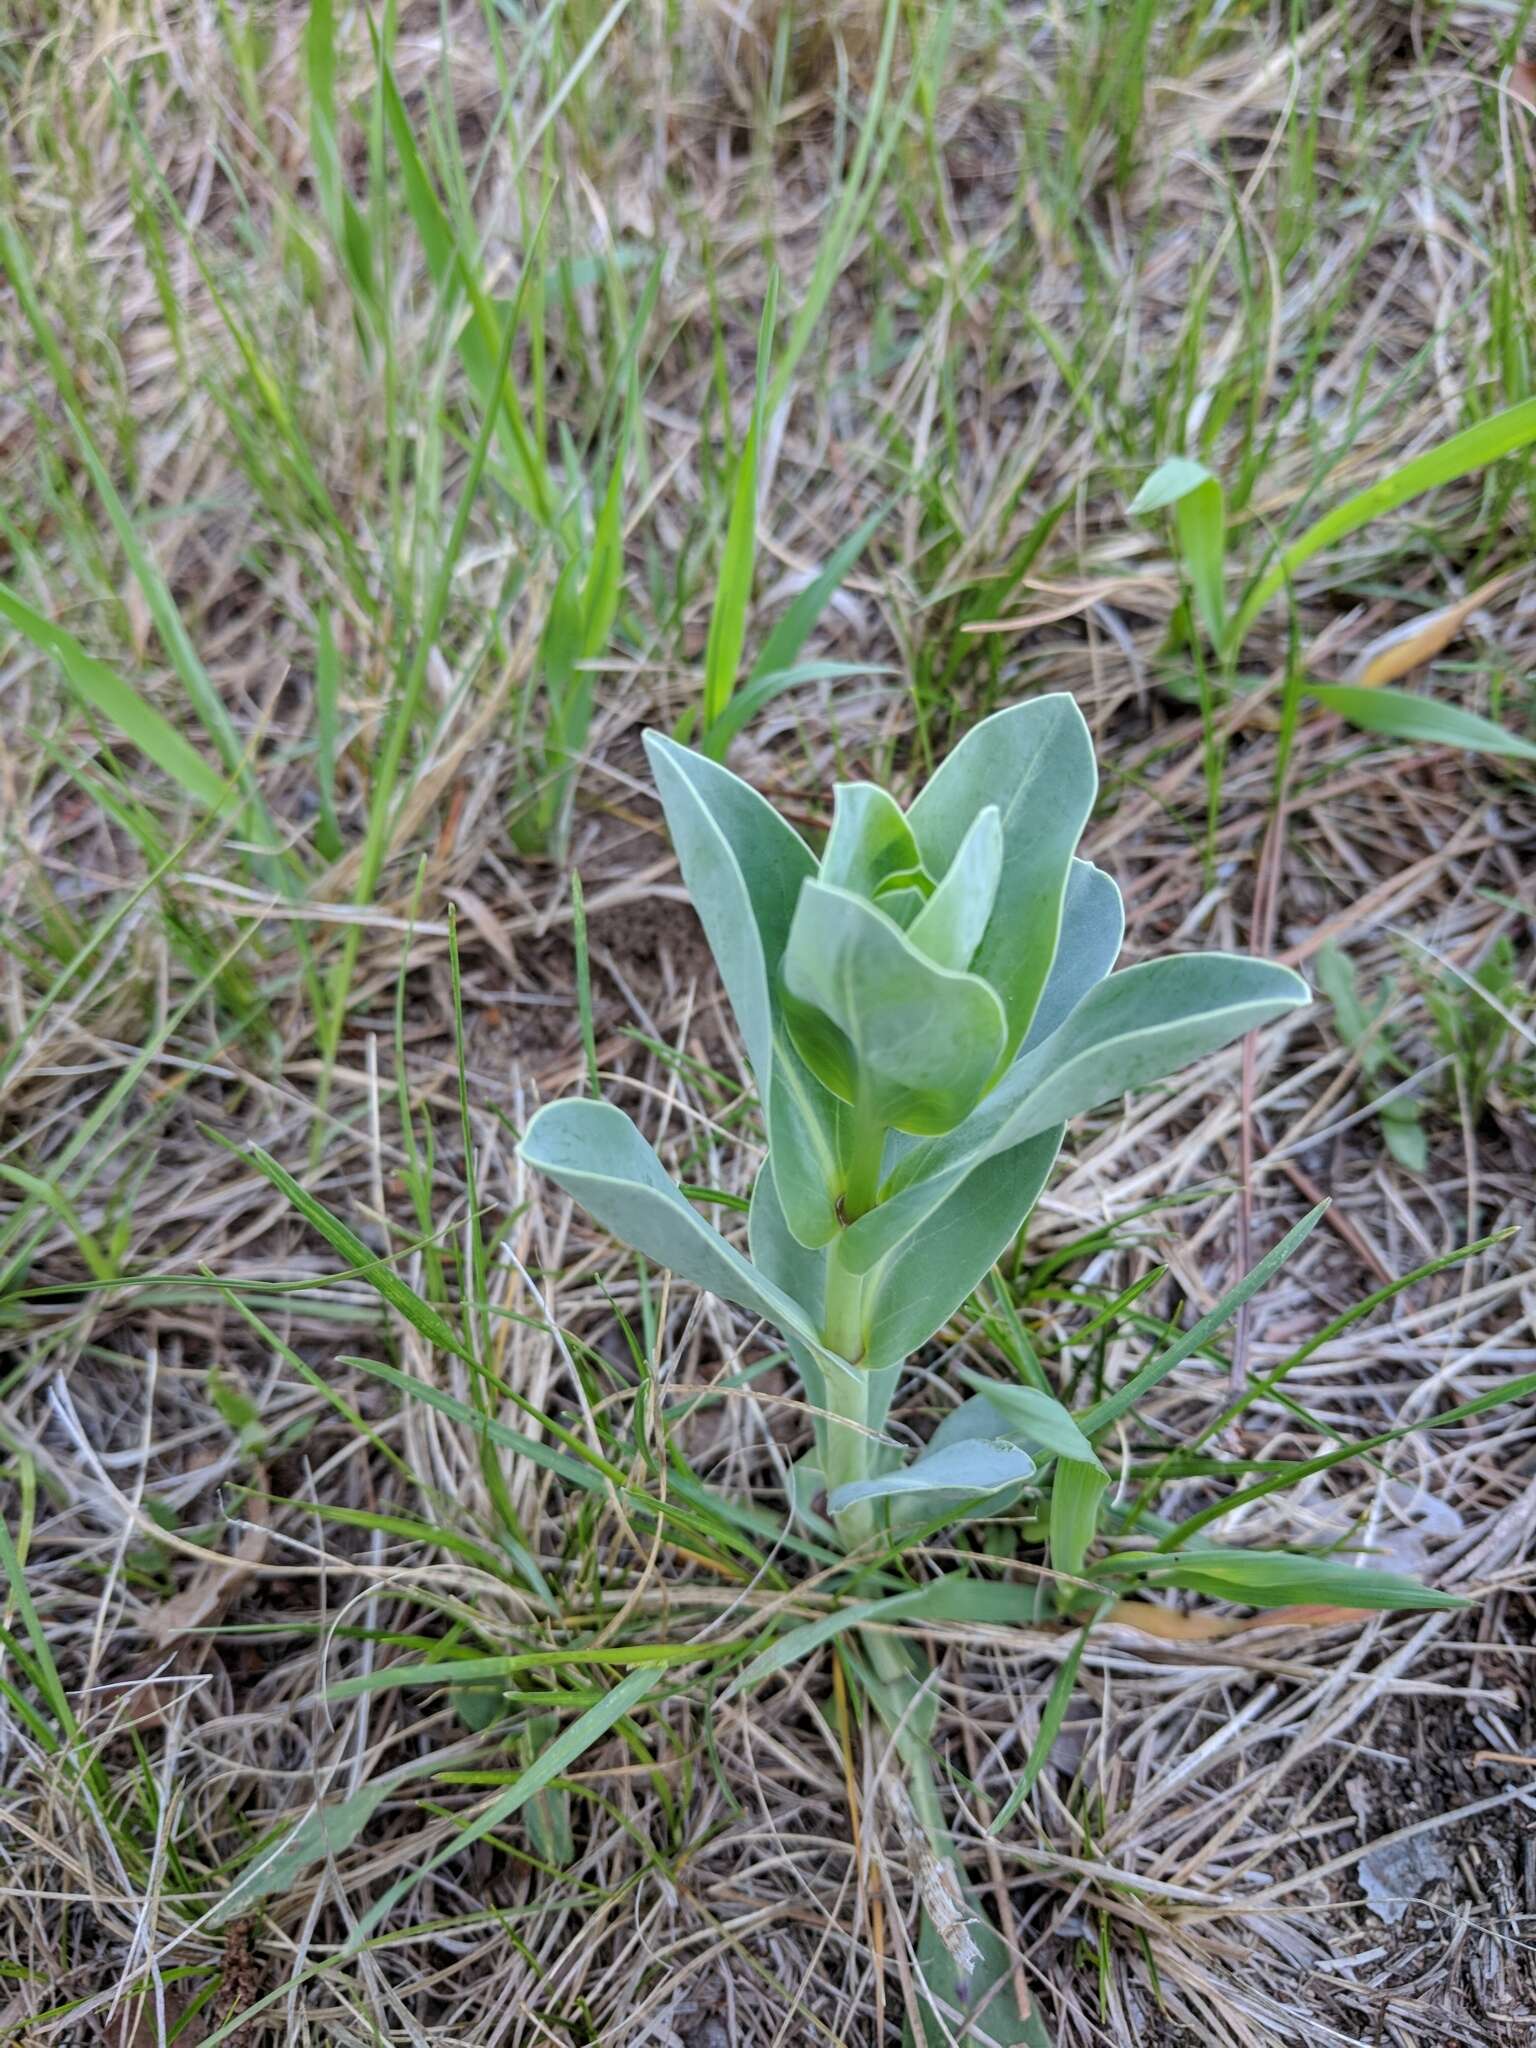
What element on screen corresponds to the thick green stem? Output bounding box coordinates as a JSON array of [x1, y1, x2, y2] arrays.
[[841, 1094, 885, 1222], [822, 1243, 866, 1363], [821, 1331, 876, 1546]]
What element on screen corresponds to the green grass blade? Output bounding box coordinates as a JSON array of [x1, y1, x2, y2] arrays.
[[349, 1664, 662, 1942], [701, 272, 778, 732], [1307, 681, 1536, 761], [1233, 396, 1536, 644], [1078, 1205, 1326, 1435], [0, 584, 231, 811]]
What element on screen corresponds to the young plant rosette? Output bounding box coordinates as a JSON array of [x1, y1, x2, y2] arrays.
[[519, 696, 1311, 2044]]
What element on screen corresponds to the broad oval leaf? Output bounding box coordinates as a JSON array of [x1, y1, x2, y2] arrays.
[[819, 782, 922, 897], [1020, 858, 1124, 1054], [643, 730, 816, 1087], [906, 693, 1097, 1059], [907, 805, 1003, 971], [956, 1376, 1100, 1467], [1130, 456, 1226, 646], [861, 1127, 1063, 1371], [827, 1436, 1035, 1514], [842, 953, 1310, 1276], [519, 1099, 843, 1370], [781, 882, 1008, 1135]]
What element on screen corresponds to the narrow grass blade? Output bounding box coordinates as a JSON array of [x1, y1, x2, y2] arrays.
[[1078, 1205, 1326, 1435], [312, 611, 345, 859], [987, 1622, 1092, 1834], [350, 1664, 661, 1941], [1233, 396, 1536, 643], [701, 272, 778, 732], [0, 585, 231, 811], [1307, 681, 1536, 761], [747, 503, 887, 687]]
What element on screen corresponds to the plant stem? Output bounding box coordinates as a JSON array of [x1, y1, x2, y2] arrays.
[[821, 1335, 876, 1546], [842, 1095, 885, 1221], [822, 1243, 866, 1363]]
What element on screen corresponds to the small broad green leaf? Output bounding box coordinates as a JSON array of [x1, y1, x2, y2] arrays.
[[827, 1436, 1035, 1514], [453, 1682, 505, 1733], [957, 1378, 1099, 1467], [907, 694, 1098, 1060], [1315, 940, 1374, 1051], [907, 1879, 1052, 2048], [1049, 1459, 1108, 1589], [888, 1401, 1047, 1537], [860, 1128, 1063, 1372], [1380, 1102, 1428, 1172], [211, 1767, 427, 1925], [843, 954, 1310, 1277], [519, 1100, 846, 1369], [907, 807, 1003, 972], [925, 1394, 1021, 1454], [819, 783, 922, 897], [782, 882, 1008, 1136], [1130, 456, 1226, 646], [1018, 858, 1124, 1053], [1099, 1547, 1467, 1611], [643, 730, 815, 1088], [1307, 682, 1536, 762]]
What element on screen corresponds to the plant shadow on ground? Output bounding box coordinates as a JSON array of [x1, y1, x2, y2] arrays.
[[2, 1, 1536, 2043]]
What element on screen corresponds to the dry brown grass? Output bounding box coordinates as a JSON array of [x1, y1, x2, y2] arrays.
[[2, 2, 1535, 2043]]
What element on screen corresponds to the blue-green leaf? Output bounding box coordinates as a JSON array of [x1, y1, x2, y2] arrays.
[[519, 1099, 843, 1370], [843, 954, 1310, 1277], [861, 1128, 1062, 1371], [827, 1436, 1035, 1514], [958, 1378, 1100, 1467], [782, 882, 1008, 1135], [746, 1162, 827, 1422], [1020, 859, 1123, 1054], [906, 693, 1097, 1059], [819, 782, 922, 897], [907, 806, 1003, 972], [643, 730, 815, 1086]]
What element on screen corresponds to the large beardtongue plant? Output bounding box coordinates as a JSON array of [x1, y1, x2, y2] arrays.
[[519, 696, 1315, 2043]]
